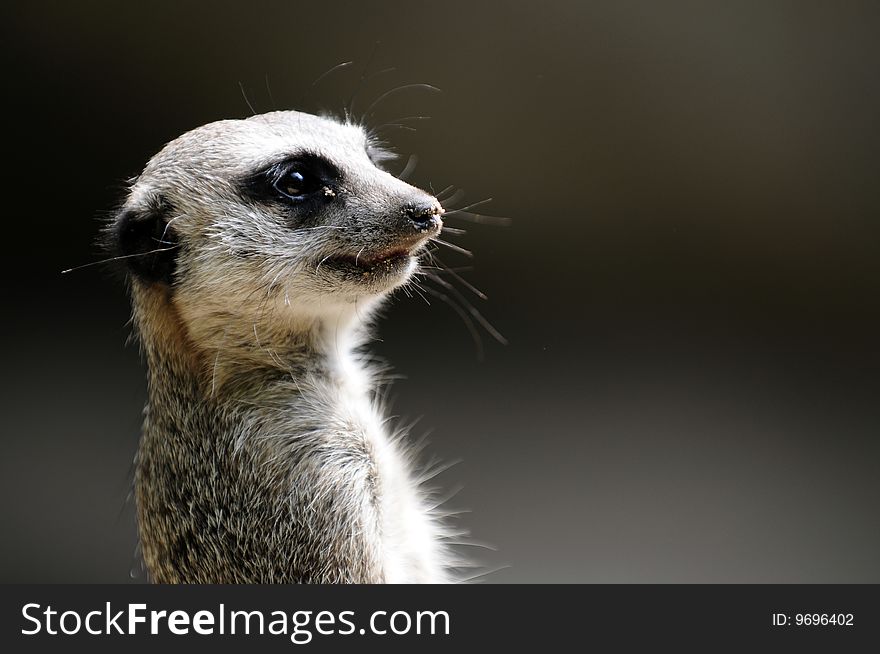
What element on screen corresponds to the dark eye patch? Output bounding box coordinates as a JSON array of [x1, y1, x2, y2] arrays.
[[239, 152, 340, 208]]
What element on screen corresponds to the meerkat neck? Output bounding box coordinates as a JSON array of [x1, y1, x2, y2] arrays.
[[132, 284, 373, 397]]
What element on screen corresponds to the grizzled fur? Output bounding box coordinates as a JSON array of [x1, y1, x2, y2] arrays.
[[113, 111, 454, 583]]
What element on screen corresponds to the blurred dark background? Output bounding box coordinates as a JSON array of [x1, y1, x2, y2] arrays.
[[2, 1, 879, 582]]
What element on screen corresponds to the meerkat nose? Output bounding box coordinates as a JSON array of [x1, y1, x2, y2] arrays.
[[405, 201, 444, 231]]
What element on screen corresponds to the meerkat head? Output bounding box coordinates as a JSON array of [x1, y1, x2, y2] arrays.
[[111, 110, 443, 345]]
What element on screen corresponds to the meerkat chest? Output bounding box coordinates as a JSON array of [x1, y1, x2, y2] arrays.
[[302, 378, 442, 582]]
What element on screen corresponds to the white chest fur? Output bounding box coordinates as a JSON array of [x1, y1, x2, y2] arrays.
[[333, 356, 448, 583]]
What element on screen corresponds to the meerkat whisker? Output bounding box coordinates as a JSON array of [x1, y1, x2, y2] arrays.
[[438, 187, 466, 206], [395, 153, 418, 181], [379, 124, 418, 133], [294, 60, 353, 110], [314, 253, 334, 274], [345, 54, 395, 119], [429, 237, 474, 258], [406, 279, 432, 306], [421, 285, 485, 359], [427, 254, 488, 300], [427, 273, 507, 345], [443, 197, 494, 215], [264, 73, 276, 111], [429, 183, 454, 199], [362, 83, 442, 122], [61, 246, 181, 274], [238, 81, 258, 116], [373, 115, 431, 131], [444, 210, 512, 226]]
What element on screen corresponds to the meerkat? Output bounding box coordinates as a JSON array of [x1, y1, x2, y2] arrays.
[[109, 110, 458, 583]]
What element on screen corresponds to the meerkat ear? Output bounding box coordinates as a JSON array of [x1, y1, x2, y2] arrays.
[[114, 195, 179, 286]]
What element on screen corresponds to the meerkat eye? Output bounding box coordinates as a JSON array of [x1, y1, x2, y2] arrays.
[[274, 167, 323, 200], [240, 154, 340, 207]]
